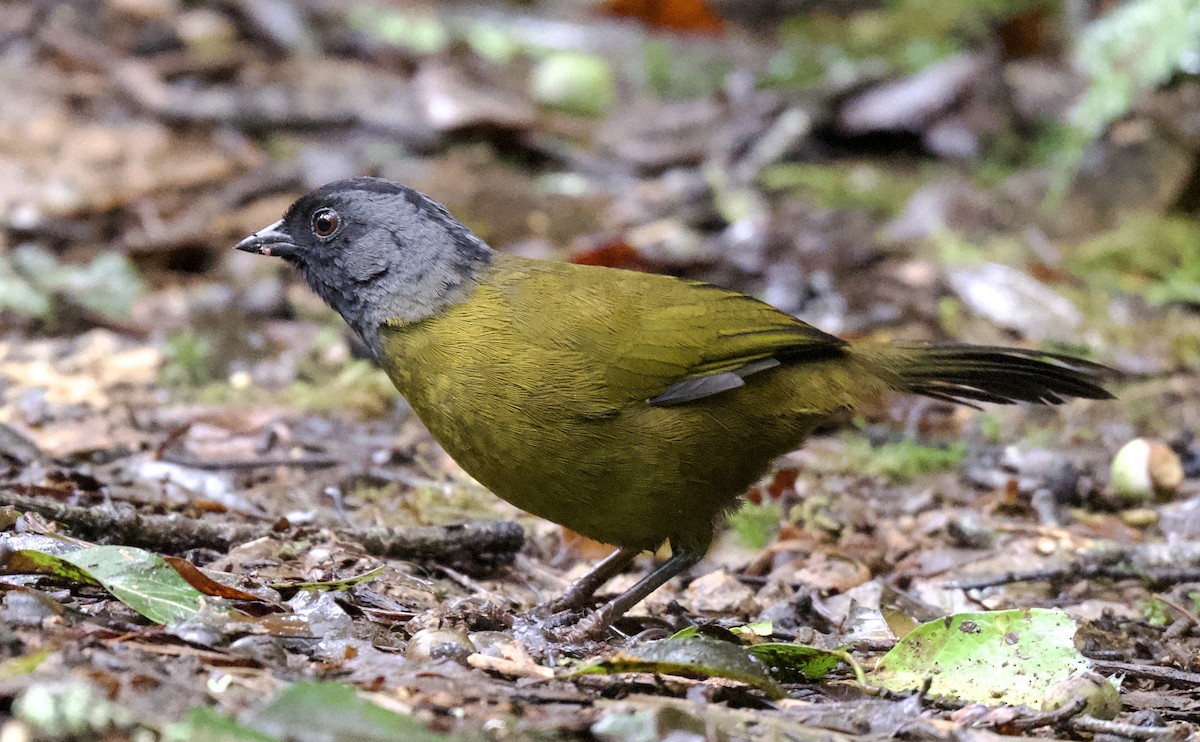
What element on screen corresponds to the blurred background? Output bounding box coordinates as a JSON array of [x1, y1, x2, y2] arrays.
[[2, 1, 1200, 734], [3, 0, 1198, 391], [1, 1, 1198, 543]]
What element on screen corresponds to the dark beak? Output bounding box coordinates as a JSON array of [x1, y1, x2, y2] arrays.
[[233, 220, 298, 259]]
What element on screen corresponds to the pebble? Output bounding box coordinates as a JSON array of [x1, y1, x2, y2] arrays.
[[684, 570, 757, 615], [1111, 438, 1184, 502]]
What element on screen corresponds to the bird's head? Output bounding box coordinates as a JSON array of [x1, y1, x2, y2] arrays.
[[234, 177, 493, 344]]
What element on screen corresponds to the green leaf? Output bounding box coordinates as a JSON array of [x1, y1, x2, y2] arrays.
[[9, 546, 204, 625], [245, 682, 455, 742], [0, 650, 52, 681], [530, 52, 614, 118], [871, 609, 1111, 709], [730, 620, 774, 637], [5, 549, 99, 585], [269, 565, 385, 593], [748, 643, 843, 683], [1071, 0, 1200, 139], [163, 707, 278, 742], [0, 256, 50, 316], [573, 636, 783, 699], [11, 246, 144, 319], [668, 625, 699, 639]]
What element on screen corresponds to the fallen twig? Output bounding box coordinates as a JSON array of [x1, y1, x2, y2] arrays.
[[467, 653, 555, 680], [1009, 695, 1086, 730], [0, 486, 523, 571], [1068, 715, 1176, 739], [946, 562, 1200, 591], [1089, 659, 1200, 688], [157, 449, 340, 470]]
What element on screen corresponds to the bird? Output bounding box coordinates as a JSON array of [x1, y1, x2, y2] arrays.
[[234, 176, 1113, 638]]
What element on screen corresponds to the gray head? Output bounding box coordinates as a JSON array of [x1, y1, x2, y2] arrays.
[[234, 177, 493, 346]]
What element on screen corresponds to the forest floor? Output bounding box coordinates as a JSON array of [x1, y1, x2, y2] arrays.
[[1, 1, 1199, 739]]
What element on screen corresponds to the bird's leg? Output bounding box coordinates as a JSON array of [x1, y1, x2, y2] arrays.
[[547, 546, 640, 614], [564, 548, 702, 641]]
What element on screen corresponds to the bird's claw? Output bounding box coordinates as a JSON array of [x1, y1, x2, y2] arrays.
[[556, 605, 614, 643], [542, 607, 585, 629]]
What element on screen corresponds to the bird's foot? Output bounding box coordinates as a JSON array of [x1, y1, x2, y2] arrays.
[[407, 597, 514, 634], [541, 607, 586, 629], [543, 594, 581, 616], [544, 575, 609, 616], [555, 605, 614, 643]]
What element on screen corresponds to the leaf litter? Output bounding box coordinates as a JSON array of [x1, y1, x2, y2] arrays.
[[0, 0, 1199, 740]]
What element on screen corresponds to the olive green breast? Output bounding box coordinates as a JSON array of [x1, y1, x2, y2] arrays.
[[374, 255, 886, 552]]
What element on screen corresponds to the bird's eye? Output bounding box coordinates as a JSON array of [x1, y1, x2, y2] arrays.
[[311, 208, 341, 239]]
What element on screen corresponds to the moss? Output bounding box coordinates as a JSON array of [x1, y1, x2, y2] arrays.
[[396, 477, 504, 526], [1142, 597, 1172, 627], [1068, 214, 1200, 306], [347, 6, 447, 55], [284, 360, 398, 419], [758, 161, 922, 218], [937, 296, 965, 337], [763, 0, 1056, 87], [176, 358, 399, 420], [728, 500, 783, 549], [835, 436, 969, 481], [162, 331, 218, 388], [643, 38, 732, 100], [977, 413, 1003, 445]]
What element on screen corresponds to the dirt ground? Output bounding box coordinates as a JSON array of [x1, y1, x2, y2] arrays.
[[1, 1, 1199, 739]]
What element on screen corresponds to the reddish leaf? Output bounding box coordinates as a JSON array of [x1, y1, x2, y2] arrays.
[[602, 0, 724, 33], [569, 239, 656, 272], [998, 8, 1052, 58], [766, 468, 798, 500], [163, 556, 266, 602]]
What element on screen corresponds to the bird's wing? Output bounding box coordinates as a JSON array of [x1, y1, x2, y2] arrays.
[[498, 259, 847, 406], [615, 285, 848, 406]]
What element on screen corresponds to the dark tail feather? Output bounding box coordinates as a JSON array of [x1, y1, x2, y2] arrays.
[[884, 344, 1116, 408]]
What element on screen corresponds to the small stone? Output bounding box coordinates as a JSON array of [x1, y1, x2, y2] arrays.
[[1120, 508, 1158, 528], [108, 0, 178, 20], [884, 177, 998, 243], [228, 370, 251, 389], [1004, 59, 1084, 124], [684, 570, 757, 615], [405, 627, 474, 664], [1042, 671, 1121, 720], [839, 53, 984, 134], [175, 8, 238, 62], [945, 262, 1082, 341], [1111, 438, 1184, 502]]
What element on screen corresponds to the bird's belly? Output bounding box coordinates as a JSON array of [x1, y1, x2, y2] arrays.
[[404, 384, 817, 551], [413, 405, 680, 548]]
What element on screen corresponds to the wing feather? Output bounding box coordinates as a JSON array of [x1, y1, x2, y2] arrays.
[[499, 261, 845, 406]]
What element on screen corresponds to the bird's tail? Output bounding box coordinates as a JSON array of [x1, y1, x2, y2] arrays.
[[859, 343, 1116, 408]]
